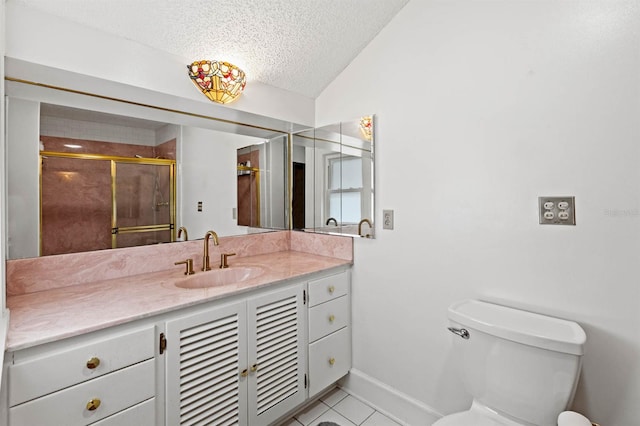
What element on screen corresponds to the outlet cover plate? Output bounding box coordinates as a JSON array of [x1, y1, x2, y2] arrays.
[[383, 209, 394, 230], [538, 196, 576, 225]]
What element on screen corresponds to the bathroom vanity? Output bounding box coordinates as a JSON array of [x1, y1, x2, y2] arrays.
[[1, 232, 353, 426]]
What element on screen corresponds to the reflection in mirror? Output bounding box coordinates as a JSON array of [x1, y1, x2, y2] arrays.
[[237, 135, 288, 231], [291, 115, 375, 238], [6, 99, 290, 260]]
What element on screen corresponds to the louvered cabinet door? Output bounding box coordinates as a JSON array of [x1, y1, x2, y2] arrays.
[[246, 283, 307, 425], [165, 301, 248, 426]]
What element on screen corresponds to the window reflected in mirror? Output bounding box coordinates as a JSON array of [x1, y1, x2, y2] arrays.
[[291, 115, 375, 238]]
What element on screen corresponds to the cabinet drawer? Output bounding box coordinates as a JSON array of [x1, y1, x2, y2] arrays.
[[90, 398, 156, 426], [308, 327, 351, 397], [308, 271, 349, 307], [9, 326, 155, 406], [309, 295, 349, 342], [9, 359, 155, 426]]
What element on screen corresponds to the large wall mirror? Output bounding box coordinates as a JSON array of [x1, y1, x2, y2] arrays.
[[5, 74, 374, 260], [5, 82, 291, 260], [291, 115, 375, 238]]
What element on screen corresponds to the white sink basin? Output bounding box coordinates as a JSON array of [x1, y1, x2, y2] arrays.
[[176, 266, 264, 289]]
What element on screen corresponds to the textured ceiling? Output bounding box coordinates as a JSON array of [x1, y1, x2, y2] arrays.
[[12, 0, 409, 98]]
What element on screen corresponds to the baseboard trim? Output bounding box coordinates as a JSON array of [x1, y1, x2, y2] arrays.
[[339, 369, 442, 426]]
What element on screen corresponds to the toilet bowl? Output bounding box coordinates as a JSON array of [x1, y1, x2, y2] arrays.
[[433, 299, 587, 426]]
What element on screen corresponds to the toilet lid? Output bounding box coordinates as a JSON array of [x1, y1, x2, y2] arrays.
[[433, 410, 519, 426]]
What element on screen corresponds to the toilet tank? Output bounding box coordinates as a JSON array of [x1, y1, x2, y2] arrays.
[[447, 300, 586, 426]]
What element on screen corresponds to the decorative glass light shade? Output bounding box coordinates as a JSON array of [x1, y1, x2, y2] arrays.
[[188, 60, 246, 104], [359, 115, 373, 141]]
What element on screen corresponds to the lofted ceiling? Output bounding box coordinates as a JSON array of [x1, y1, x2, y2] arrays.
[[11, 0, 409, 98]]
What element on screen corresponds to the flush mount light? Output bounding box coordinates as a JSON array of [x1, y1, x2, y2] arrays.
[[187, 60, 246, 104]]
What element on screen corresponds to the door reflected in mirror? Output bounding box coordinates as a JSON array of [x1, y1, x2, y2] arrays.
[[292, 115, 375, 238], [236, 135, 288, 231]]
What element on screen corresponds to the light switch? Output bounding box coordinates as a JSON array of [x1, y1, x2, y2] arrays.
[[539, 196, 575, 225]]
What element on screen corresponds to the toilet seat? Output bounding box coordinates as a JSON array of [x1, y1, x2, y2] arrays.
[[432, 411, 511, 426], [432, 401, 525, 426], [432, 411, 513, 426]]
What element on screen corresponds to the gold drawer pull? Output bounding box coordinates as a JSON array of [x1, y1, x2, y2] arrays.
[[250, 363, 259, 373], [328, 285, 335, 294], [329, 357, 336, 366], [240, 368, 249, 378], [86, 357, 100, 369], [328, 314, 335, 323], [86, 398, 101, 411]]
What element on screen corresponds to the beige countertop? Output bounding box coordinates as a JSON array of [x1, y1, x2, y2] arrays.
[[6, 251, 350, 352]]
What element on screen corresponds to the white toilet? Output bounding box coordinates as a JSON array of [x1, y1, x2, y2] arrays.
[[434, 299, 587, 426]]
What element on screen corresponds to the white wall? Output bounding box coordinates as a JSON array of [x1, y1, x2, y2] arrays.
[[40, 116, 158, 146], [6, 98, 40, 259], [1, 0, 6, 312], [1, 0, 8, 317], [316, 1, 640, 425], [179, 126, 261, 238]]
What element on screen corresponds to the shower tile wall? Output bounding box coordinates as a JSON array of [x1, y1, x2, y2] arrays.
[[41, 154, 113, 255]]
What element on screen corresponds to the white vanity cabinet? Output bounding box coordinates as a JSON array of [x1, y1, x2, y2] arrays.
[[3, 265, 351, 426], [6, 325, 157, 426], [307, 270, 351, 397], [164, 281, 307, 426]]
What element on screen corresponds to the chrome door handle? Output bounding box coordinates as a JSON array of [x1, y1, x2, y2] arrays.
[[448, 327, 470, 339]]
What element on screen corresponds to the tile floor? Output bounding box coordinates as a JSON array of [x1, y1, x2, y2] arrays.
[[281, 387, 402, 426]]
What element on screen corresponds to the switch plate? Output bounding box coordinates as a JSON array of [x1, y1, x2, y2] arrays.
[[383, 209, 394, 230], [539, 196, 575, 225]]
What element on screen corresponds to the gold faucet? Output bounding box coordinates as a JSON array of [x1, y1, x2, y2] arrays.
[[177, 226, 188, 241], [326, 217, 338, 226], [202, 230, 219, 271], [358, 218, 372, 238], [174, 258, 195, 275], [220, 252, 236, 269]]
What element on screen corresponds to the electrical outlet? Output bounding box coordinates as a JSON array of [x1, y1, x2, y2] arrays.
[[539, 196, 575, 225], [383, 209, 394, 230], [197, 201, 203, 212]]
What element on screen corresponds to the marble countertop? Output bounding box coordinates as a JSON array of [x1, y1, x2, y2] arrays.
[[6, 251, 350, 352]]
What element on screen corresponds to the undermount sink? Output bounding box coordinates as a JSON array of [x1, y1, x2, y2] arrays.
[[176, 266, 264, 289]]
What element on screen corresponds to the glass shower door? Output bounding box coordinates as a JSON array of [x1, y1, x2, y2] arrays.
[[112, 161, 175, 249]]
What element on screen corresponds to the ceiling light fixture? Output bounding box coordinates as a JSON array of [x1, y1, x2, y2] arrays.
[[359, 116, 373, 141], [187, 60, 246, 104]]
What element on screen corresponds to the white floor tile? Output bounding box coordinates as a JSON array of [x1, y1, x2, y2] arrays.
[[294, 400, 331, 426], [333, 395, 376, 425], [280, 418, 304, 426], [320, 387, 349, 407], [309, 409, 357, 426], [361, 412, 402, 426]]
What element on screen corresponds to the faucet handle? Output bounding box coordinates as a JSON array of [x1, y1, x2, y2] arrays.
[[220, 253, 236, 269], [175, 259, 195, 275]]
